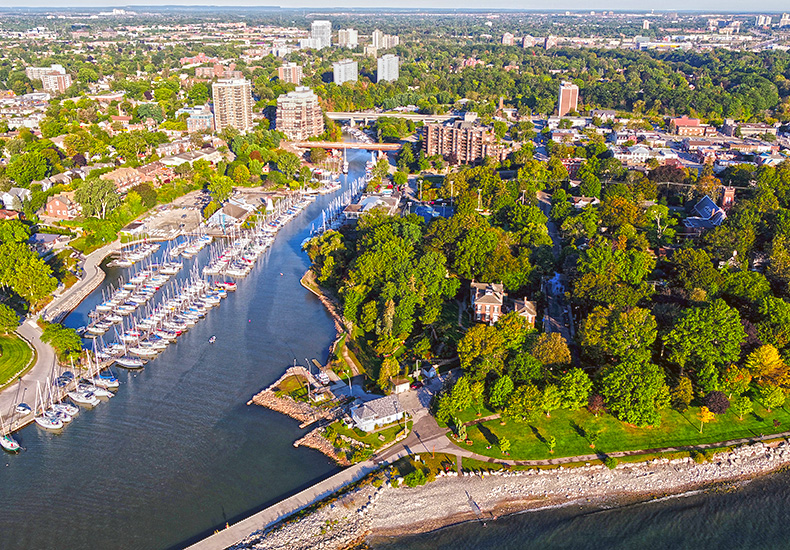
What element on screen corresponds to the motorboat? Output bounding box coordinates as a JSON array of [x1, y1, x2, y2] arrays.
[[15, 403, 32, 415]]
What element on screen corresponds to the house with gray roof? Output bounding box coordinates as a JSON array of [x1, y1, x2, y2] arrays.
[[470, 281, 505, 324], [683, 195, 727, 231], [350, 395, 405, 432]]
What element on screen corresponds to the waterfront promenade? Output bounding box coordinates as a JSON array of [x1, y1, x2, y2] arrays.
[[185, 450, 409, 550]]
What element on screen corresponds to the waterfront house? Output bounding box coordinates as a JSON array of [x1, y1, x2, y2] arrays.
[[45, 193, 81, 220], [350, 395, 405, 432], [470, 281, 505, 324]]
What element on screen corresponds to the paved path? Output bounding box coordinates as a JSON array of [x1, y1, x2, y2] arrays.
[[43, 240, 125, 323], [0, 319, 57, 430], [185, 449, 409, 550]]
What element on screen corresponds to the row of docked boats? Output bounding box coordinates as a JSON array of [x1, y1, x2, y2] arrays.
[[309, 175, 368, 237], [80, 258, 186, 338], [107, 242, 161, 268], [168, 233, 213, 260]]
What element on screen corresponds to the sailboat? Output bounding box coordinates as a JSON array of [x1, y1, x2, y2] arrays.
[[342, 148, 349, 174], [0, 414, 20, 452], [33, 382, 63, 431]]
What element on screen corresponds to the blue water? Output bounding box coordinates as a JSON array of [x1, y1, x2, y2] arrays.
[[372, 469, 790, 550], [0, 148, 372, 550]]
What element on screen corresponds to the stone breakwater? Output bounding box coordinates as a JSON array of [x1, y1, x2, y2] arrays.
[[233, 440, 790, 550], [248, 366, 338, 426], [294, 430, 352, 467]]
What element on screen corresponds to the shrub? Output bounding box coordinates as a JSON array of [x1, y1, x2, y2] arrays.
[[603, 456, 618, 470], [403, 468, 427, 487]]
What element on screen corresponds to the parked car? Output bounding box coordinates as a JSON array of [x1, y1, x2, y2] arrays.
[[410, 381, 423, 390]]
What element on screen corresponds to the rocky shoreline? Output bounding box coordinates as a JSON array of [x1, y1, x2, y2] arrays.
[[231, 439, 790, 550]]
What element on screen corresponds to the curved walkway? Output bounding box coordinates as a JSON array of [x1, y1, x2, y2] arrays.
[[0, 319, 57, 432], [43, 239, 125, 323]]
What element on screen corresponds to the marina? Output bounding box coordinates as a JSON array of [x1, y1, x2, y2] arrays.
[[0, 147, 374, 550]]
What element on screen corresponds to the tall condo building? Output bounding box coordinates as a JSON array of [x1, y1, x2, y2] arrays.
[[276, 87, 324, 141], [26, 64, 72, 93], [377, 54, 399, 83], [557, 81, 579, 117], [338, 28, 359, 48], [311, 20, 332, 50], [333, 59, 358, 85], [371, 29, 400, 49], [212, 78, 254, 132], [278, 62, 303, 85], [502, 32, 515, 46], [423, 113, 506, 165]]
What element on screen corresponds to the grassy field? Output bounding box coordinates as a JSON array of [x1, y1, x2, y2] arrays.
[[0, 334, 34, 388], [455, 402, 790, 462], [274, 374, 310, 401], [328, 418, 411, 451]]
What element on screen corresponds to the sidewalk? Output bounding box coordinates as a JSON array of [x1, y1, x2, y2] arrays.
[[0, 319, 57, 430]]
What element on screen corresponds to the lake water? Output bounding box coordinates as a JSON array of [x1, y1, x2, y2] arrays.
[[0, 148, 373, 550]]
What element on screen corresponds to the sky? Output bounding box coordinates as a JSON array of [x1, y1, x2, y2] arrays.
[[1, 1, 788, 12]]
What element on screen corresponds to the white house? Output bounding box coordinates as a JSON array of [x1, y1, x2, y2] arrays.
[[350, 395, 405, 432], [1, 187, 32, 209]]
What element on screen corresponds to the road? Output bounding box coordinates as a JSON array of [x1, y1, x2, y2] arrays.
[[0, 318, 57, 429], [326, 111, 457, 124], [537, 191, 573, 344]]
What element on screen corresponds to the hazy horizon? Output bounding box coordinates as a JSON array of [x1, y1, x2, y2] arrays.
[[0, 2, 788, 14]]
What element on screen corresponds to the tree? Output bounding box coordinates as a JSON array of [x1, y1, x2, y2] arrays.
[[470, 381, 485, 414], [670, 249, 721, 294], [530, 333, 571, 370], [744, 345, 790, 387], [503, 383, 542, 423], [309, 148, 327, 164], [541, 384, 562, 417], [703, 391, 730, 415], [0, 220, 31, 244], [6, 152, 47, 186], [74, 178, 120, 219], [760, 385, 786, 413], [558, 368, 592, 410], [600, 360, 669, 427], [0, 303, 18, 334], [448, 376, 473, 413], [645, 204, 677, 246], [499, 437, 511, 455], [588, 394, 605, 416], [670, 376, 693, 412], [698, 406, 715, 433], [580, 306, 657, 363], [233, 164, 251, 186], [732, 396, 753, 420], [378, 355, 400, 391], [547, 435, 557, 454], [489, 375, 514, 410], [721, 365, 752, 399], [207, 175, 233, 204], [663, 299, 746, 390], [276, 152, 302, 180]]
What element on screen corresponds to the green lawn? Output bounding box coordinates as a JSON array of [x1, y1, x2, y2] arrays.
[[0, 334, 34, 388], [275, 374, 310, 401], [458, 403, 790, 461], [328, 418, 411, 451]]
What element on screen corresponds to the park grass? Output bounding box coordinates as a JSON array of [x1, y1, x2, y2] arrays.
[[458, 403, 790, 462], [0, 334, 35, 388], [329, 418, 411, 451], [274, 374, 310, 401]]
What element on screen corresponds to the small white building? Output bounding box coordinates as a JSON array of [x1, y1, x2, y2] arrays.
[[350, 395, 405, 432]]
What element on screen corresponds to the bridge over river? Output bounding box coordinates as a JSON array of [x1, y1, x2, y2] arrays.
[[290, 140, 402, 151]]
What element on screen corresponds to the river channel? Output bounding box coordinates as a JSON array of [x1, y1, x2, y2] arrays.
[[0, 148, 373, 549]]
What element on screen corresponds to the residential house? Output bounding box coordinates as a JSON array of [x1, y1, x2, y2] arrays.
[[571, 196, 601, 209], [389, 377, 410, 394], [1, 187, 32, 209], [45, 193, 81, 220], [683, 195, 727, 231], [513, 298, 538, 325], [350, 395, 405, 432], [470, 281, 506, 324], [100, 167, 146, 194], [159, 147, 225, 168], [343, 194, 400, 220], [0, 209, 21, 220], [137, 161, 174, 185], [206, 202, 252, 229]]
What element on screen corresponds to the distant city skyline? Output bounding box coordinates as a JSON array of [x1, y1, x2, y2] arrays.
[[3, 2, 790, 12]]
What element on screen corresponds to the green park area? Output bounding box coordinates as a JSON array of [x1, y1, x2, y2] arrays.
[[451, 402, 790, 462], [0, 334, 35, 388]]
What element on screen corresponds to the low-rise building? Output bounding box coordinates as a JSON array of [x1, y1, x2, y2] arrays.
[[45, 193, 81, 220], [159, 147, 225, 167], [683, 195, 727, 231], [350, 395, 405, 432], [100, 167, 146, 194], [1, 187, 32, 209], [513, 298, 537, 325], [722, 119, 778, 138], [343, 193, 400, 220], [669, 116, 717, 137], [470, 281, 505, 324]]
